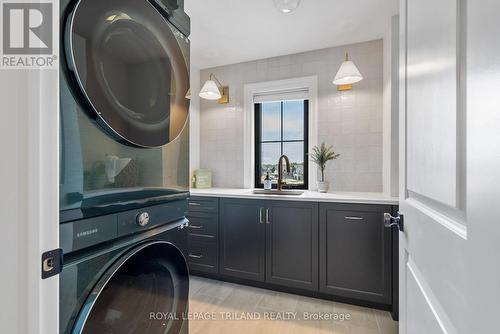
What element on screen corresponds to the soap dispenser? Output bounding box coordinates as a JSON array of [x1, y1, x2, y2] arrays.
[[264, 171, 272, 190]]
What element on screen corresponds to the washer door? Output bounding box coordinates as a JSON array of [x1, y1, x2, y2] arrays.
[[66, 0, 190, 147], [72, 242, 189, 334]]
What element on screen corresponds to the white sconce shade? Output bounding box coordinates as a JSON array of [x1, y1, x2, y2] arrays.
[[185, 88, 192, 99], [333, 60, 363, 85], [273, 0, 301, 13], [199, 80, 221, 100], [199, 73, 230, 103], [333, 53, 363, 91]]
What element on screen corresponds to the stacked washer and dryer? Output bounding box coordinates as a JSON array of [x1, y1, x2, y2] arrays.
[[59, 0, 191, 333]]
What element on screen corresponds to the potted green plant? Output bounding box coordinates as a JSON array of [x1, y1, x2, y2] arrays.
[[310, 142, 340, 193]]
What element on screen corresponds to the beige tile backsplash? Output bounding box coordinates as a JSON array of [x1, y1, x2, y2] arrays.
[[199, 39, 383, 192]]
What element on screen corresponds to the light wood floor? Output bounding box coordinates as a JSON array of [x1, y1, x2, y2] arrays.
[[189, 276, 398, 334]]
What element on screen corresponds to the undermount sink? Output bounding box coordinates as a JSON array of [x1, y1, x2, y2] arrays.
[[252, 189, 304, 196]]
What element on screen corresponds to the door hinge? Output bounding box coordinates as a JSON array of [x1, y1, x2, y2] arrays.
[[41, 248, 63, 279]]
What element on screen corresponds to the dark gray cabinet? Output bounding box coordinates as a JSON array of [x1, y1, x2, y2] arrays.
[[187, 196, 219, 274], [319, 203, 393, 304], [219, 198, 266, 281], [188, 195, 396, 313], [265, 201, 318, 291], [219, 198, 319, 289]]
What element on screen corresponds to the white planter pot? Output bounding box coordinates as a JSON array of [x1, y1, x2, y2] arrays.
[[317, 181, 329, 193]]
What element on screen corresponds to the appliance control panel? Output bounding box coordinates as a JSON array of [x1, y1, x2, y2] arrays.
[[117, 200, 188, 237], [60, 200, 188, 254]]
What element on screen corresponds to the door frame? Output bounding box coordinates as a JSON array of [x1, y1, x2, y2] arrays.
[[0, 71, 60, 332], [0, 1, 60, 332]]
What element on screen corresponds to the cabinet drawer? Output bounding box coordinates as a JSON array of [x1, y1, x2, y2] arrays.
[[319, 203, 392, 304], [187, 239, 218, 274], [188, 196, 218, 213], [187, 214, 218, 237]]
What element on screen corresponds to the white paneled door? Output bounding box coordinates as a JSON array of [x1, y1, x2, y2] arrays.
[[399, 0, 500, 334]]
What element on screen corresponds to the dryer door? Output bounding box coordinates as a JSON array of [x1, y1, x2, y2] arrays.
[[72, 242, 189, 334], [66, 0, 190, 147]]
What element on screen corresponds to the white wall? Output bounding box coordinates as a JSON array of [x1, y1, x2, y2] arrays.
[[198, 40, 385, 192]]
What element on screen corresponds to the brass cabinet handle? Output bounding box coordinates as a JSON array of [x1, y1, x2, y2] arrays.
[[188, 253, 203, 259], [266, 208, 271, 224], [189, 202, 201, 206]]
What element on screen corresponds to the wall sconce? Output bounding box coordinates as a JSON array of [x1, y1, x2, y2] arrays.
[[199, 73, 229, 104], [273, 0, 301, 13], [333, 52, 363, 91], [185, 88, 191, 99]]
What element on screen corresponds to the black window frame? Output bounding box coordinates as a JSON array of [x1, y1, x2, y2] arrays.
[[254, 100, 309, 190]]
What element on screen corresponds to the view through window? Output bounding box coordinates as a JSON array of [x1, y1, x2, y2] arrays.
[[254, 100, 308, 189]]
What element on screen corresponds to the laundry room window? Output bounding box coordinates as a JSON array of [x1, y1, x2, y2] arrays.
[[254, 99, 309, 189]]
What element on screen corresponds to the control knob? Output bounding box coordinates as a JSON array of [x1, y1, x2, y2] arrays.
[[136, 212, 150, 227]]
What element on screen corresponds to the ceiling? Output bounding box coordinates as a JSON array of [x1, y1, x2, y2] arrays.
[[185, 0, 399, 69]]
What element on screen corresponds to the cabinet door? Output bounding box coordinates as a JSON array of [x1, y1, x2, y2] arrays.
[[219, 198, 266, 281], [265, 201, 318, 291], [319, 203, 393, 304]]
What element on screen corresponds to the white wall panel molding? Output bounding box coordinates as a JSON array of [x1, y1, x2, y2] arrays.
[[406, 195, 467, 240], [406, 257, 458, 334]]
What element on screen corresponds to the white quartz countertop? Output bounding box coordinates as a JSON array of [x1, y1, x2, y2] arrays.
[[189, 188, 398, 205]]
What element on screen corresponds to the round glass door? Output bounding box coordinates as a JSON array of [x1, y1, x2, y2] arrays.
[[67, 0, 190, 147], [73, 242, 189, 334]]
